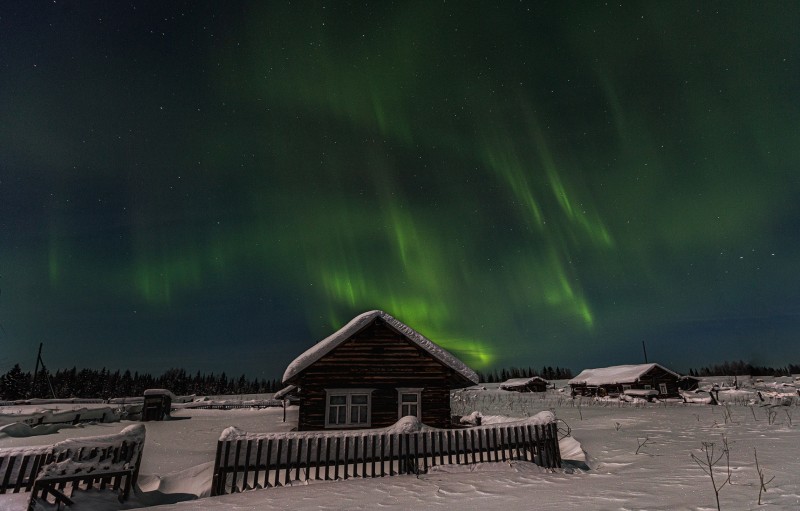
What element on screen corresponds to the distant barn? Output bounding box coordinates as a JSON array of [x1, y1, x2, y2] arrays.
[[568, 363, 681, 398], [282, 310, 479, 431], [499, 376, 549, 393]]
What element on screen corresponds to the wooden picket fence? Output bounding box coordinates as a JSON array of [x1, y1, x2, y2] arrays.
[[211, 421, 561, 496]]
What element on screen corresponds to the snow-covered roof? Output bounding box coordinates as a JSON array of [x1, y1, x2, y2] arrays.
[[273, 385, 297, 400], [282, 310, 479, 385], [499, 376, 548, 389], [568, 363, 679, 386], [143, 388, 176, 398]]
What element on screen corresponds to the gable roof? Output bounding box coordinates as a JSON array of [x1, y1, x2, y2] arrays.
[[499, 376, 549, 389], [568, 363, 679, 386], [282, 310, 479, 385]]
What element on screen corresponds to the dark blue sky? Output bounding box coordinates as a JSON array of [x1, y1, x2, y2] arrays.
[[1, 1, 799, 380]]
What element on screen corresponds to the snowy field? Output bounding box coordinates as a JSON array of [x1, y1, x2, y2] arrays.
[[1, 380, 799, 510]]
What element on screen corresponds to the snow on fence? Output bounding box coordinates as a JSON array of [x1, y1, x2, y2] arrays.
[[0, 424, 145, 508], [211, 413, 561, 496]]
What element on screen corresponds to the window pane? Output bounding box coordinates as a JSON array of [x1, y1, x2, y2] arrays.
[[351, 394, 368, 405], [401, 394, 418, 403], [410, 405, 418, 417], [330, 395, 346, 405], [329, 407, 338, 424]]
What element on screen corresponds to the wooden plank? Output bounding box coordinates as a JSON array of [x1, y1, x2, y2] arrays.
[[242, 440, 253, 490], [230, 440, 242, 493], [304, 437, 313, 482], [361, 436, 368, 477], [283, 438, 293, 486], [274, 439, 283, 487], [437, 430, 444, 466], [12, 455, 31, 493], [1, 456, 17, 494], [264, 439, 274, 488], [343, 436, 350, 480], [371, 435, 377, 477], [421, 432, 428, 472], [353, 436, 359, 477], [253, 439, 264, 489], [333, 436, 341, 481], [220, 442, 231, 495], [446, 430, 453, 465], [323, 437, 331, 481], [314, 437, 321, 481], [294, 438, 304, 482], [380, 434, 386, 477], [389, 434, 395, 476]]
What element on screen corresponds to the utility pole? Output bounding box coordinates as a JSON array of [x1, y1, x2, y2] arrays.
[[642, 341, 648, 364], [31, 342, 56, 399], [31, 342, 43, 398]]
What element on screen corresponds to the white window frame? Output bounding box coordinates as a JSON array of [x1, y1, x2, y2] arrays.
[[397, 388, 423, 420], [643, 384, 652, 390], [622, 384, 632, 391], [324, 389, 373, 428], [659, 383, 668, 395]]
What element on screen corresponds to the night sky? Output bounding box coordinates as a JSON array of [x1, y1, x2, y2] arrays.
[[2, 2, 799, 380]]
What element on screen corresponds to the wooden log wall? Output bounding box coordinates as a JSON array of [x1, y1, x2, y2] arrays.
[[296, 321, 470, 430], [211, 421, 562, 496]]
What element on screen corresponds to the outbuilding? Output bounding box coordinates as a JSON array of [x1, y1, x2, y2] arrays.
[[282, 310, 479, 431], [568, 363, 681, 398], [499, 376, 549, 392]]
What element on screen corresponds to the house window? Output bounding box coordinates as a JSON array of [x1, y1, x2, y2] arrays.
[[397, 388, 423, 419], [622, 385, 632, 391], [659, 383, 668, 395], [643, 385, 652, 390], [325, 389, 373, 428]]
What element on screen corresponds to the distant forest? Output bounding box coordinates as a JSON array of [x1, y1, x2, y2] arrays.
[[2, 360, 798, 401], [687, 360, 800, 378], [474, 366, 573, 383], [0, 365, 282, 401]]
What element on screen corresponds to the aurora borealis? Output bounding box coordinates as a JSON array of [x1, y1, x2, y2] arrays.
[[1, 2, 799, 379]]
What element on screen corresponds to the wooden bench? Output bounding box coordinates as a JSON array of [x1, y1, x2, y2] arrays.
[[0, 424, 145, 510]]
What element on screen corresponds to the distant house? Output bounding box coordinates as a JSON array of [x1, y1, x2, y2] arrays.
[[677, 375, 701, 391], [568, 363, 681, 398], [282, 310, 479, 431], [499, 376, 549, 392]]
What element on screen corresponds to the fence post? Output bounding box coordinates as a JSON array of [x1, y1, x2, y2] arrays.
[[264, 439, 274, 487], [242, 440, 252, 490], [210, 442, 223, 496], [253, 439, 264, 489], [343, 436, 350, 480]]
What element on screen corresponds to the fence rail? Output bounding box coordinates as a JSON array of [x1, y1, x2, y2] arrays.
[[211, 421, 561, 496]]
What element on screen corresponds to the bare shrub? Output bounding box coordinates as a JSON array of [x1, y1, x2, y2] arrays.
[[691, 437, 732, 511], [754, 448, 774, 506]]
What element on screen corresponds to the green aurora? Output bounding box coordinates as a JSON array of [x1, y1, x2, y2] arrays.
[[1, 2, 798, 377]]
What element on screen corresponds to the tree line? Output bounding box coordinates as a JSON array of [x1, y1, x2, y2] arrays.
[[687, 360, 800, 377], [0, 365, 284, 401], [475, 366, 573, 383]]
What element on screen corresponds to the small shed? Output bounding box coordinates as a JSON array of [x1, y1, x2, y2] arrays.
[[678, 375, 701, 391], [141, 389, 175, 421], [568, 363, 681, 398], [499, 376, 549, 392], [282, 310, 479, 431]]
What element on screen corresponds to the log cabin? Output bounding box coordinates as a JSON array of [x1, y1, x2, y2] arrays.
[[499, 376, 549, 392], [282, 310, 479, 431], [568, 363, 681, 398]]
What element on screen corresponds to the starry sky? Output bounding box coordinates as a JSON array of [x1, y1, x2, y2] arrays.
[[1, 1, 799, 380]]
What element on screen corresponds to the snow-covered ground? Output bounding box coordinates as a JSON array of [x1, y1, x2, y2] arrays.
[[2, 381, 799, 510]]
